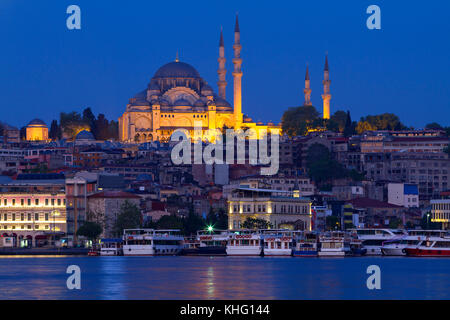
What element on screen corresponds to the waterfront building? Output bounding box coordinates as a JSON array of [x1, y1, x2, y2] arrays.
[[87, 191, 141, 238], [430, 194, 450, 229], [0, 174, 67, 247], [227, 187, 312, 230], [25, 119, 49, 142], [388, 183, 419, 208]]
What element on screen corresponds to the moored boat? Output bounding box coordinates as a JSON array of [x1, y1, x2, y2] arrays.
[[196, 230, 229, 256], [351, 228, 407, 255], [404, 232, 450, 257], [318, 231, 350, 257], [261, 230, 295, 256], [226, 230, 262, 256], [123, 229, 183, 256], [100, 238, 123, 256], [292, 232, 318, 257]]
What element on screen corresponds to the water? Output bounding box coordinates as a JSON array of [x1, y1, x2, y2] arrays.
[[0, 256, 449, 300]]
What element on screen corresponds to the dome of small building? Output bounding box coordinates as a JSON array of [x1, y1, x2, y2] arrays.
[[153, 61, 201, 79], [75, 130, 95, 141], [27, 119, 47, 127]]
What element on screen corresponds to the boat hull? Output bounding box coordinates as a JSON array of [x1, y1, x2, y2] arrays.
[[381, 246, 406, 256], [292, 250, 318, 257], [318, 250, 346, 257], [123, 245, 154, 256], [226, 246, 262, 256], [405, 248, 450, 257], [263, 249, 292, 256]]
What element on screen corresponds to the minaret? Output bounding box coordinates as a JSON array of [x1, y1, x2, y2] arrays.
[[217, 28, 227, 100], [233, 14, 243, 127], [322, 54, 331, 119], [303, 65, 312, 106]]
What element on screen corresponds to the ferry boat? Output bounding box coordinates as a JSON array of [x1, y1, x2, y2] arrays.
[[351, 228, 407, 255], [180, 237, 200, 256], [292, 232, 319, 257], [123, 229, 183, 256], [318, 231, 350, 257], [261, 230, 295, 256], [404, 232, 450, 257], [196, 230, 229, 256], [226, 230, 263, 256], [349, 238, 367, 256], [100, 238, 123, 256], [381, 230, 447, 256]]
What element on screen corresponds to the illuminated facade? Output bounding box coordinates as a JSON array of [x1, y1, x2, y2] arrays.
[[119, 16, 278, 143], [25, 119, 49, 142], [227, 188, 312, 231], [431, 199, 450, 229], [0, 176, 66, 247]]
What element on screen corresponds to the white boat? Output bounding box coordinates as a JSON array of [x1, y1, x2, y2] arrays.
[[196, 230, 229, 255], [123, 229, 183, 256], [100, 238, 123, 256], [226, 230, 262, 256], [351, 228, 407, 255], [381, 230, 449, 256], [318, 231, 350, 257], [261, 230, 295, 256], [405, 232, 450, 257], [292, 232, 319, 257]]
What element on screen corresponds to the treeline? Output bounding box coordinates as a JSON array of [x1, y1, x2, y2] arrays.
[[49, 107, 118, 141], [281, 105, 450, 137]]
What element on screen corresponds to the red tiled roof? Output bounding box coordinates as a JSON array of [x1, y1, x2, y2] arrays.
[[347, 197, 402, 209], [88, 191, 140, 199]]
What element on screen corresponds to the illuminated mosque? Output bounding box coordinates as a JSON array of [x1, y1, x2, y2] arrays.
[[118, 16, 281, 143], [118, 15, 332, 143]]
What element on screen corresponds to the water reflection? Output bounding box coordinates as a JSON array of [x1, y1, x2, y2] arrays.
[[0, 256, 449, 300]]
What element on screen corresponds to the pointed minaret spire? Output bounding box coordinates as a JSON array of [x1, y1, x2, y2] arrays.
[[322, 54, 331, 119], [233, 14, 243, 127], [303, 65, 312, 106], [175, 51, 179, 62], [217, 28, 227, 100]]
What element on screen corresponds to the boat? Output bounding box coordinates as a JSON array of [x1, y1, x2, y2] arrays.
[[180, 237, 200, 256], [100, 238, 123, 256], [196, 230, 229, 256], [261, 230, 295, 256], [381, 230, 447, 256], [88, 248, 100, 256], [349, 237, 367, 256], [123, 229, 183, 256], [350, 228, 407, 255], [318, 231, 350, 257], [404, 232, 450, 257], [226, 230, 263, 256], [292, 232, 319, 257], [152, 230, 184, 255]]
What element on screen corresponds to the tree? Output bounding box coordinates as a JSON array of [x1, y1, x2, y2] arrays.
[[425, 122, 443, 130], [329, 110, 348, 133], [242, 217, 272, 230], [326, 215, 340, 230], [343, 111, 356, 137], [95, 113, 110, 140], [49, 120, 61, 141], [388, 217, 402, 229], [60, 111, 89, 139], [356, 121, 377, 134], [184, 209, 205, 236], [76, 221, 103, 241], [281, 105, 321, 137], [82, 107, 97, 133], [156, 214, 185, 233], [114, 201, 142, 236]]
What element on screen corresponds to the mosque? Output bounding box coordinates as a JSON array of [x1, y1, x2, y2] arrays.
[[118, 16, 331, 143]]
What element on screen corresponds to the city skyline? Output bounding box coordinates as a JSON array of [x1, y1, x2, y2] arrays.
[[0, 0, 449, 129]]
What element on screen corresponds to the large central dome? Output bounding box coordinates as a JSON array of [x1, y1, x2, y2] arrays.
[[153, 61, 201, 79]]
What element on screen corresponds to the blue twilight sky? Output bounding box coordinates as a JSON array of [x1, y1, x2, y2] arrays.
[[0, 0, 449, 129]]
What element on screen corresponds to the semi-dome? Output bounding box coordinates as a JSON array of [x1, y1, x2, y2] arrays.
[[174, 98, 192, 107], [28, 119, 47, 127], [153, 61, 201, 79], [75, 130, 95, 141]]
